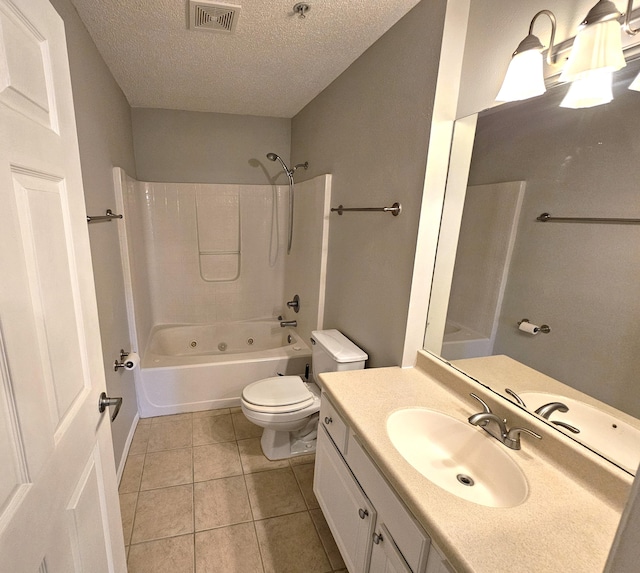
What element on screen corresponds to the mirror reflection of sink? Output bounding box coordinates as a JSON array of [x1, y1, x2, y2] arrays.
[[520, 392, 640, 474], [386, 408, 528, 507]]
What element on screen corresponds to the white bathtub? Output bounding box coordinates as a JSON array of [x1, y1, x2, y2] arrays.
[[441, 321, 493, 360], [137, 320, 312, 418]]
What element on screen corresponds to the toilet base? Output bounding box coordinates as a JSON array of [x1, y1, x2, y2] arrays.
[[260, 413, 319, 460]]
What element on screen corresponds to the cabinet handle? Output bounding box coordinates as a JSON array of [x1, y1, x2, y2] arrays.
[[373, 532, 383, 544], [358, 508, 368, 520], [324, 416, 333, 425]]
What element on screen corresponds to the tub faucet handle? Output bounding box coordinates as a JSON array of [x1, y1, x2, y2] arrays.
[[286, 294, 300, 313]]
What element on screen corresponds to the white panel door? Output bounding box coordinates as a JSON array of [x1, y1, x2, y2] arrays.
[[0, 0, 126, 571]]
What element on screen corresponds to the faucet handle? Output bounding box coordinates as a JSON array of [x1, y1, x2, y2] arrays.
[[469, 393, 492, 414], [505, 426, 542, 450], [505, 388, 527, 408], [508, 426, 541, 439]]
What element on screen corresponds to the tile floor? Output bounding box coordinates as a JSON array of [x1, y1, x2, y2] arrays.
[[119, 407, 346, 573]]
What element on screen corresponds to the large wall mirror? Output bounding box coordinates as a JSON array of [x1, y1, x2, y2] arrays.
[[425, 56, 640, 476]]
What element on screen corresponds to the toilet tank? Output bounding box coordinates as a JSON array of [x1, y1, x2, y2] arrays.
[[310, 329, 368, 379]]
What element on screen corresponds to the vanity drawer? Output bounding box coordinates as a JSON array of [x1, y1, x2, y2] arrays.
[[319, 395, 349, 454], [347, 432, 430, 573]]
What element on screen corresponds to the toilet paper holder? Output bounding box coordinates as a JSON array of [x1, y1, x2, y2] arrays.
[[114, 349, 131, 371], [518, 319, 551, 334]]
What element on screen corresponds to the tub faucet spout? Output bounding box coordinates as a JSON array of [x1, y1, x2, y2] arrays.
[[280, 320, 297, 327]]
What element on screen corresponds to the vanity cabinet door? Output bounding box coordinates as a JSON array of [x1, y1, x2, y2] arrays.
[[370, 524, 413, 573], [314, 425, 376, 573]]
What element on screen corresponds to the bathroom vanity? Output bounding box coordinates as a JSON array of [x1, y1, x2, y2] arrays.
[[315, 395, 452, 573], [313, 351, 632, 573]]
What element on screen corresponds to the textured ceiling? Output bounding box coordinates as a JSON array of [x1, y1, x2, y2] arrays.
[[69, 0, 422, 118]]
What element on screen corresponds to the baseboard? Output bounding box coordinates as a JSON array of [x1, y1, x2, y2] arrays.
[[116, 411, 140, 485]]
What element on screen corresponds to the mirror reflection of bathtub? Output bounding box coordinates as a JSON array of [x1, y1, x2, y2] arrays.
[[441, 320, 492, 360], [440, 180, 525, 362]]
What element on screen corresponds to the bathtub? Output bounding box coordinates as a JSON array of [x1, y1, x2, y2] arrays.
[[440, 321, 493, 361], [137, 320, 312, 418]]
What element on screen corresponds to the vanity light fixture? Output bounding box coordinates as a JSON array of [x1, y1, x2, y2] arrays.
[[496, 10, 557, 102], [559, 0, 639, 108]]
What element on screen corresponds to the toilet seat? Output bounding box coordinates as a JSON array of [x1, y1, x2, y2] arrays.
[[242, 376, 315, 414]]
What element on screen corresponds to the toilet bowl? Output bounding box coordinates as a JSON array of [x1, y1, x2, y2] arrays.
[[241, 375, 321, 459], [240, 329, 367, 460]]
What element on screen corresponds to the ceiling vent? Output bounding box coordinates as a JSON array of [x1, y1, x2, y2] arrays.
[[189, 1, 241, 33]]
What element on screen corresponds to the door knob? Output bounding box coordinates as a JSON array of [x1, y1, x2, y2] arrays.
[[98, 392, 122, 422]]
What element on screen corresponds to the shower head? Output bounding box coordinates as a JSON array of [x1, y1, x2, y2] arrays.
[[266, 152, 293, 178], [266, 153, 309, 175]]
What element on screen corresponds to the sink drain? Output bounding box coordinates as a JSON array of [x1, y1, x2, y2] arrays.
[[456, 474, 475, 487]]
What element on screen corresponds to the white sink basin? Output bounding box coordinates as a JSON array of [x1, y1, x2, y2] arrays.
[[387, 408, 528, 507], [520, 392, 640, 474]]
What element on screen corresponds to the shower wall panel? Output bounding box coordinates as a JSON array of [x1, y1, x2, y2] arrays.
[[142, 181, 288, 325]]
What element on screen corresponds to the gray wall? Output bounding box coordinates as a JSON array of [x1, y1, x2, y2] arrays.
[[132, 108, 291, 184], [291, 0, 447, 367], [50, 0, 138, 472]]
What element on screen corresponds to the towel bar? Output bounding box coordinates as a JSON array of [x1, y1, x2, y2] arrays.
[[536, 212, 640, 224], [331, 202, 402, 216], [87, 209, 123, 223]]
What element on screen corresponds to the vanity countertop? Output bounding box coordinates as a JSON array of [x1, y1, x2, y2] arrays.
[[318, 351, 632, 573]]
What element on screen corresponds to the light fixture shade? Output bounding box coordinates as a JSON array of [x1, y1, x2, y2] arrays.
[[560, 68, 614, 108], [560, 19, 626, 82], [496, 50, 546, 102], [629, 71, 640, 91]]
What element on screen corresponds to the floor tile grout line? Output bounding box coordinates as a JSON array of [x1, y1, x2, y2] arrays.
[[251, 516, 268, 573], [240, 441, 267, 573], [307, 507, 337, 572]]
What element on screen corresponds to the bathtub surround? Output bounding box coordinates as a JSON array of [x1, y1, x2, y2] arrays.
[[282, 175, 332, 345], [116, 169, 329, 336], [442, 181, 524, 360], [115, 169, 330, 416], [195, 189, 241, 282]]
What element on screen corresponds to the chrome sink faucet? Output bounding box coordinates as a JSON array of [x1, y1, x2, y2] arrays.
[[468, 393, 542, 450]]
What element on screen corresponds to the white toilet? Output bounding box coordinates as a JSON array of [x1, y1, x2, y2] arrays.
[[241, 329, 367, 460]]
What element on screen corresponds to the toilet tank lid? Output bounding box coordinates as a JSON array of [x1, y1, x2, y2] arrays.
[[311, 329, 368, 363]]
